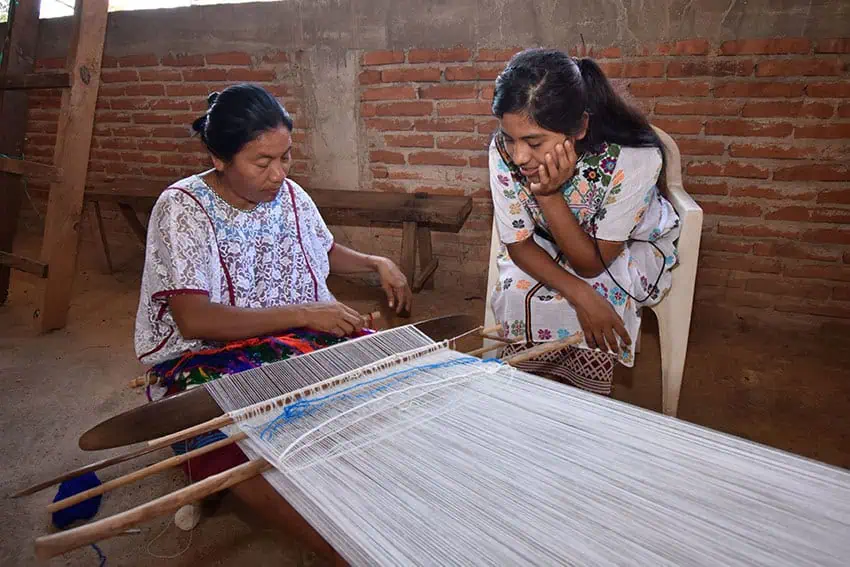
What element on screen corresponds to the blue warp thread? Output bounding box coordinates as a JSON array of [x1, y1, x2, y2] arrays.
[[259, 356, 488, 441]]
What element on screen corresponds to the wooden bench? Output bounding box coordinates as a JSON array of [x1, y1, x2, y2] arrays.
[[84, 183, 473, 292]]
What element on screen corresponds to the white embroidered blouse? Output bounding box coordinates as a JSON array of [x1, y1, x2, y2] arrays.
[[134, 174, 335, 366]]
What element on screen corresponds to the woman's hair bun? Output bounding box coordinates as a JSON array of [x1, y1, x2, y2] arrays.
[[207, 91, 220, 107]]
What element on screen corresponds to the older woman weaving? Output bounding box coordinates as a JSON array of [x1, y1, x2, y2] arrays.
[[134, 84, 410, 560]]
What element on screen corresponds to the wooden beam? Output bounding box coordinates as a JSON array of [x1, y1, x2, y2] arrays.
[[0, 0, 42, 304], [0, 156, 61, 181], [0, 252, 48, 278], [400, 221, 417, 288], [37, 0, 110, 332], [0, 71, 71, 90]]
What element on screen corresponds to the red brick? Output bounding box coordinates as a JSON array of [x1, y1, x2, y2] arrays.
[[784, 263, 850, 282], [477, 119, 499, 134], [774, 164, 850, 181], [713, 81, 806, 97], [726, 161, 770, 178], [134, 113, 172, 124], [745, 278, 831, 299], [800, 102, 835, 119], [370, 165, 389, 179], [597, 62, 623, 78], [668, 60, 754, 77], [686, 181, 729, 196], [836, 103, 850, 118], [150, 99, 191, 111], [641, 39, 711, 56], [765, 206, 810, 222], [702, 235, 752, 254], [149, 126, 190, 138], [365, 118, 414, 131], [373, 101, 433, 117], [109, 98, 149, 110], [261, 51, 290, 64], [686, 161, 723, 176], [437, 101, 492, 116], [655, 100, 740, 116], [728, 143, 807, 160], [477, 48, 523, 62], [621, 61, 665, 78], [205, 51, 252, 66], [138, 69, 182, 82], [815, 39, 850, 54], [384, 134, 434, 148], [811, 208, 850, 224], [35, 57, 66, 70], [701, 254, 781, 273], [729, 185, 817, 201], [382, 68, 441, 83], [759, 58, 845, 77], [182, 68, 227, 82], [408, 151, 467, 166], [817, 189, 850, 204], [90, 149, 122, 161], [803, 228, 850, 245], [629, 80, 711, 97], [226, 69, 276, 82], [358, 70, 382, 85], [775, 299, 850, 318], [651, 117, 703, 134], [795, 124, 850, 139], [762, 242, 839, 262], [419, 85, 477, 100], [362, 86, 417, 101], [119, 151, 159, 164], [372, 180, 407, 193], [102, 70, 139, 83], [699, 201, 763, 217], [445, 65, 502, 81], [414, 118, 476, 132], [362, 50, 405, 66], [116, 54, 159, 67], [834, 286, 850, 301], [113, 126, 152, 137], [480, 85, 495, 101], [370, 150, 406, 164], [124, 84, 167, 96], [436, 135, 490, 150], [408, 48, 471, 63], [696, 267, 730, 287], [717, 223, 800, 239], [677, 138, 726, 156], [719, 38, 811, 55], [807, 82, 850, 97], [161, 53, 205, 67], [704, 120, 793, 137], [469, 155, 488, 168], [741, 101, 802, 118]]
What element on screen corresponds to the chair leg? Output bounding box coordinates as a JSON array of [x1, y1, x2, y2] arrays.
[[653, 295, 689, 417]]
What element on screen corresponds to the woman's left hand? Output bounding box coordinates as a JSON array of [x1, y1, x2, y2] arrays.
[[375, 257, 413, 314], [530, 139, 579, 197]]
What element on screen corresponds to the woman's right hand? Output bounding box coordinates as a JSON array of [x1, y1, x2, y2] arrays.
[[298, 301, 365, 337], [568, 284, 631, 354]]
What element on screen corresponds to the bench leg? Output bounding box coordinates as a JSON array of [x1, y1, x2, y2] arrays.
[[118, 203, 147, 245], [401, 221, 417, 288], [413, 226, 438, 292], [90, 201, 113, 274]]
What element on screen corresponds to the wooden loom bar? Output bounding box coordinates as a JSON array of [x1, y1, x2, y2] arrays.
[[36, 0, 110, 332], [0, 71, 71, 90], [34, 459, 272, 560], [0, 251, 48, 278], [0, 156, 62, 181], [0, 0, 41, 304]]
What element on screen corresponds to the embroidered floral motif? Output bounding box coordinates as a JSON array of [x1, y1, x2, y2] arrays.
[[593, 282, 608, 297], [557, 329, 572, 339], [497, 174, 510, 186], [502, 277, 513, 290], [512, 219, 525, 229], [516, 279, 531, 290], [510, 319, 526, 336], [538, 329, 552, 340], [608, 286, 627, 306]]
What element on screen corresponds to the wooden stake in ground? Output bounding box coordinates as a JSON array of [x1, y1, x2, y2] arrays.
[[36, 0, 109, 332]]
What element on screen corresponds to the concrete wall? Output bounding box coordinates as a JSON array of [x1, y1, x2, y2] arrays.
[[11, 0, 850, 323]]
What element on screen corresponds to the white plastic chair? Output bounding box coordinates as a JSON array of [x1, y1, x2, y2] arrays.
[[483, 127, 703, 416]]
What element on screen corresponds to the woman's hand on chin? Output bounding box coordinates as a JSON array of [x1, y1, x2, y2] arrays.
[[373, 257, 412, 314]]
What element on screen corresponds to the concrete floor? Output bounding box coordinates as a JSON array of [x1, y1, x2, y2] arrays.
[[2, 239, 849, 566]]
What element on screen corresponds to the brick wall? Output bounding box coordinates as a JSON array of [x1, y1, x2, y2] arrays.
[[18, 36, 850, 321], [360, 38, 850, 320], [22, 50, 310, 241]]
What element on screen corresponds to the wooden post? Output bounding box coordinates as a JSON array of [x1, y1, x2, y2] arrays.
[[0, 0, 41, 304], [36, 0, 109, 332], [413, 193, 437, 290], [400, 221, 417, 287]]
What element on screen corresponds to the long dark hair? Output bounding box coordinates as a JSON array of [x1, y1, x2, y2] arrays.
[[191, 83, 293, 161], [492, 49, 661, 155]]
